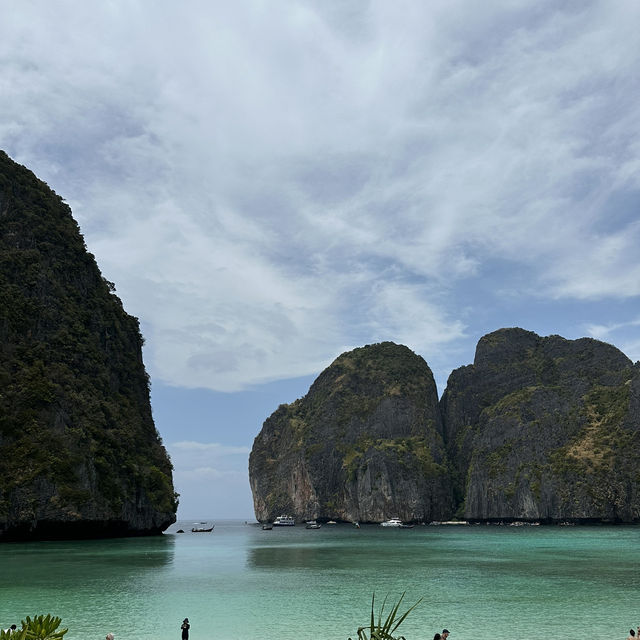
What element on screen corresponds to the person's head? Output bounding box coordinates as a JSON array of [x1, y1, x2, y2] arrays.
[[433, 634, 441, 640], [106, 634, 114, 640], [10, 625, 16, 631], [183, 618, 189, 624], [442, 630, 450, 639], [630, 630, 635, 637]]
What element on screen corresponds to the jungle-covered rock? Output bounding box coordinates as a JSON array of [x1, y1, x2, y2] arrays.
[[252, 328, 640, 524], [441, 328, 640, 522], [0, 151, 177, 540], [249, 342, 453, 523]]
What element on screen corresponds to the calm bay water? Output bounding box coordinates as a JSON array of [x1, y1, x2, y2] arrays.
[[1, 521, 639, 640]]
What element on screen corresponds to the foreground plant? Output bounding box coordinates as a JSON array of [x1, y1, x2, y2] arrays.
[[0, 615, 68, 640], [349, 592, 422, 640]]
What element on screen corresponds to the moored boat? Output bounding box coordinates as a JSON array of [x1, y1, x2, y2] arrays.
[[191, 525, 214, 532], [273, 515, 295, 526], [380, 518, 403, 527]]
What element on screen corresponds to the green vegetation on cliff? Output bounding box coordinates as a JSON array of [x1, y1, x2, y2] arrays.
[[443, 328, 640, 522], [0, 151, 177, 540], [250, 342, 452, 523], [253, 328, 640, 524]]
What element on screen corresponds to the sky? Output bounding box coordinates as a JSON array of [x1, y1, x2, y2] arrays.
[[2, 0, 640, 520]]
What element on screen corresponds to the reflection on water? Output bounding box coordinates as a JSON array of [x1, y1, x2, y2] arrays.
[[1, 534, 176, 578], [248, 542, 352, 570]]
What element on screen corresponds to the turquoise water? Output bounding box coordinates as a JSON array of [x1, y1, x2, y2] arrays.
[[1, 521, 639, 640]]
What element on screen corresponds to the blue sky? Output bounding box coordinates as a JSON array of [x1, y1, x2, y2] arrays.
[[2, 1, 640, 519]]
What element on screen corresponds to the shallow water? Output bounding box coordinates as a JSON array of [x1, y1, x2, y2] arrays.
[[1, 521, 638, 640]]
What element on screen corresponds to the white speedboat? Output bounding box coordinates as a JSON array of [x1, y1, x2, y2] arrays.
[[273, 515, 295, 526], [380, 518, 403, 527]]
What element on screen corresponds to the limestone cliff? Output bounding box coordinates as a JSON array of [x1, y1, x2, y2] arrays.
[[441, 328, 640, 522], [251, 328, 640, 524], [0, 151, 177, 540], [249, 342, 452, 523]]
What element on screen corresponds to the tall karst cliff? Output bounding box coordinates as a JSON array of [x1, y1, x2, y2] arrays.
[[0, 151, 177, 540], [249, 342, 453, 523], [441, 328, 640, 522], [251, 329, 640, 523]]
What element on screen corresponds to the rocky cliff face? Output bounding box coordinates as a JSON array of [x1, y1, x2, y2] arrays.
[[249, 342, 453, 523], [441, 328, 640, 522], [251, 328, 640, 524], [0, 151, 177, 540]]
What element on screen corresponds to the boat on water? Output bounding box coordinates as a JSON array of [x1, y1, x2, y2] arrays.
[[305, 522, 321, 529], [191, 525, 214, 532], [262, 523, 273, 530], [273, 515, 295, 526], [380, 518, 404, 527]]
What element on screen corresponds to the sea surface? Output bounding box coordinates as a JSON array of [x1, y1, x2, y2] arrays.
[[1, 520, 639, 640]]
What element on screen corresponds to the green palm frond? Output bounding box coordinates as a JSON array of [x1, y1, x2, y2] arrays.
[[0, 629, 27, 640], [19, 615, 68, 640], [350, 592, 422, 640]]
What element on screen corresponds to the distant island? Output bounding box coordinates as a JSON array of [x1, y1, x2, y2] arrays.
[[0, 150, 177, 541], [250, 330, 640, 524]]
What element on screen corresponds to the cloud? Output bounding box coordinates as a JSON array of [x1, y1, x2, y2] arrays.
[[171, 441, 250, 455], [2, 1, 640, 391], [167, 440, 255, 517], [168, 441, 251, 470], [544, 222, 640, 300], [585, 317, 640, 363]]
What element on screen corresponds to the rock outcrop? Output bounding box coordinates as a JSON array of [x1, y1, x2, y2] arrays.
[[249, 342, 453, 523], [441, 328, 640, 522], [0, 151, 177, 540], [251, 328, 640, 523]]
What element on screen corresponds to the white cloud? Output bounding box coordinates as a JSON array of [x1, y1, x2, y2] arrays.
[[171, 441, 250, 455], [168, 441, 250, 469], [544, 223, 640, 300], [2, 1, 640, 391], [167, 440, 255, 518], [585, 318, 640, 363]]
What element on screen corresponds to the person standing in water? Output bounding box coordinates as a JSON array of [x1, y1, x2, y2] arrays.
[[181, 618, 190, 640]]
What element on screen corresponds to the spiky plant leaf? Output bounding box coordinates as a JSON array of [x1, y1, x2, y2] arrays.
[[21, 615, 68, 640], [349, 593, 421, 640]]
